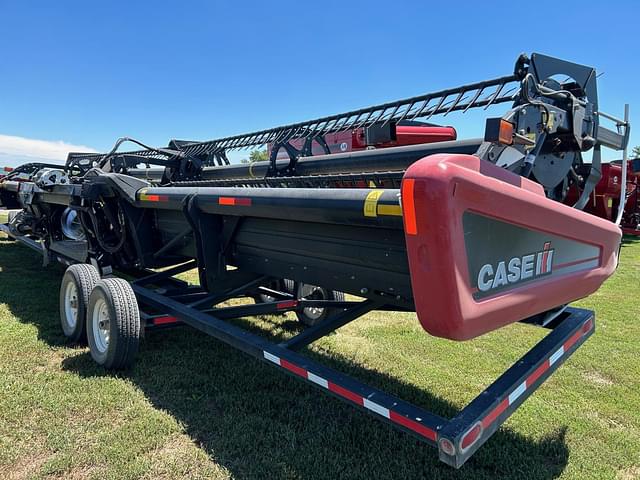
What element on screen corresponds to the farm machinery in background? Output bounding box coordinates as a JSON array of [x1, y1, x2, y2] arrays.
[[0, 166, 12, 180], [564, 158, 640, 235], [0, 53, 631, 468]]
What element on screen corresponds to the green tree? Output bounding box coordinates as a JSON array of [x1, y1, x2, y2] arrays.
[[249, 149, 268, 162], [632, 145, 640, 158], [240, 149, 268, 164]]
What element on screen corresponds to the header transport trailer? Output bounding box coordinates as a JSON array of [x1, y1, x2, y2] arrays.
[[0, 53, 631, 468]]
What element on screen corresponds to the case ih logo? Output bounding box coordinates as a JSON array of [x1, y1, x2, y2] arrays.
[[478, 242, 554, 293]]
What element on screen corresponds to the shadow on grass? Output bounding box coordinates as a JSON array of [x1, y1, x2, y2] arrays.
[[0, 239, 67, 346], [0, 240, 569, 480], [622, 234, 640, 247]]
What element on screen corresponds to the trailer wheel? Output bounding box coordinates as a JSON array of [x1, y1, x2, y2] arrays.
[[283, 279, 295, 294], [59, 264, 100, 343], [87, 278, 140, 370], [295, 283, 345, 327]]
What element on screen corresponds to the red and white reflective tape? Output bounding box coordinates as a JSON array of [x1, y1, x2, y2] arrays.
[[482, 318, 593, 429], [263, 350, 437, 441]]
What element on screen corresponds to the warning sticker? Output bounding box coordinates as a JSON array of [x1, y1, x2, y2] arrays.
[[364, 190, 384, 217]]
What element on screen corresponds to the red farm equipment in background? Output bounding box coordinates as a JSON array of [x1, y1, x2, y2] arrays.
[[565, 158, 640, 235], [0, 166, 13, 181], [268, 120, 457, 160]]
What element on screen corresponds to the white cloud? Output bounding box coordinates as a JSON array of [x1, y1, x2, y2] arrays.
[[0, 134, 97, 166]]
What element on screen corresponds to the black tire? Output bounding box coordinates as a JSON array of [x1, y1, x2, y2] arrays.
[[283, 279, 296, 294], [59, 264, 100, 343], [295, 283, 346, 327], [87, 278, 140, 370]]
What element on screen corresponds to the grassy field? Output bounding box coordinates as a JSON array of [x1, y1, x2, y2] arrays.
[[0, 227, 638, 479]]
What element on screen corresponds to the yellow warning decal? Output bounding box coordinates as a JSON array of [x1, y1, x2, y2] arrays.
[[364, 190, 384, 217], [377, 204, 402, 216], [608, 198, 613, 208]]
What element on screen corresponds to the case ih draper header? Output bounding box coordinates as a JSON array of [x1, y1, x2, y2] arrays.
[[0, 53, 631, 467]]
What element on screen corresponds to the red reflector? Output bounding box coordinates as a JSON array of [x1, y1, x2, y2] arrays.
[[401, 178, 417, 235], [439, 438, 456, 456], [144, 194, 169, 202], [460, 422, 483, 451], [219, 197, 252, 206], [154, 315, 178, 325], [276, 300, 298, 310]]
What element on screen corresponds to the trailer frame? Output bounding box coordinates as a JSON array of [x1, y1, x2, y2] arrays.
[[0, 224, 595, 468]]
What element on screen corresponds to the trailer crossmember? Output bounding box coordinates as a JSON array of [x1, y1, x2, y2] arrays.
[[129, 272, 593, 468]]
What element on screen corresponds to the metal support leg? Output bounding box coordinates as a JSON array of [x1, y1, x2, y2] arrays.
[[132, 260, 197, 286], [281, 300, 383, 351]]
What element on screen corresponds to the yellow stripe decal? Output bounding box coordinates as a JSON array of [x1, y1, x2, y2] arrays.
[[377, 204, 402, 216]]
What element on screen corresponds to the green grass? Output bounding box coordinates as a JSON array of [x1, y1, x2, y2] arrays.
[[0, 232, 639, 480]]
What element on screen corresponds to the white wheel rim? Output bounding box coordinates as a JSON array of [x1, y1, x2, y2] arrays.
[[92, 297, 110, 354], [64, 281, 79, 329], [299, 283, 325, 320]]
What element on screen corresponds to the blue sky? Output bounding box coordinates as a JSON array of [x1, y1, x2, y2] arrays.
[[1, 0, 639, 166]]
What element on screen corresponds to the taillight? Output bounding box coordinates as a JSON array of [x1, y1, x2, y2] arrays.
[[439, 437, 455, 456], [582, 318, 594, 335], [460, 422, 483, 452]]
